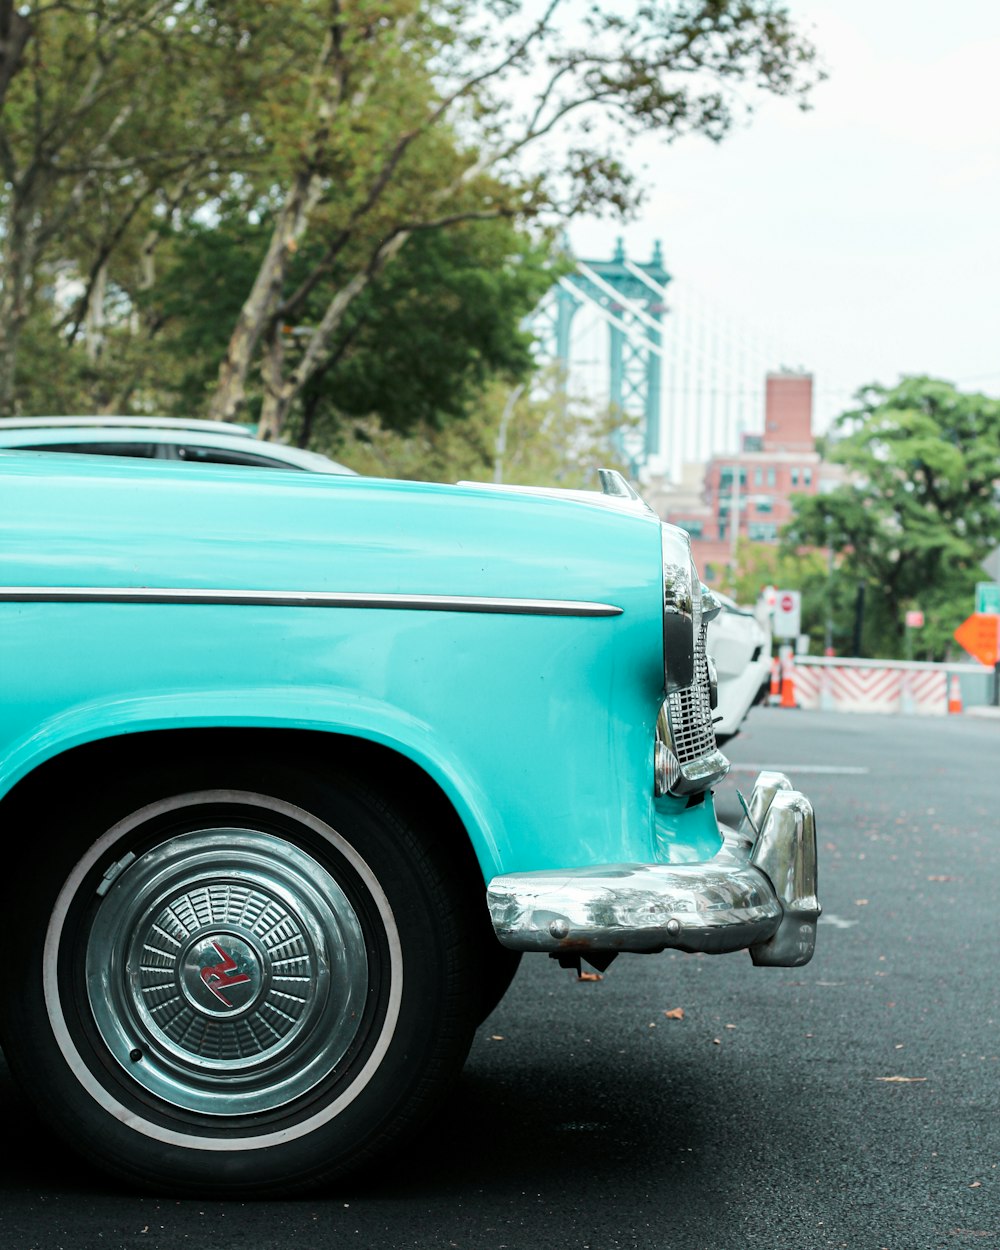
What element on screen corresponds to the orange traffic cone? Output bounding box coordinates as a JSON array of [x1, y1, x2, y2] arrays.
[[780, 655, 798, 709], [768, 656, 781, 705], [948, 674, 963, 714]]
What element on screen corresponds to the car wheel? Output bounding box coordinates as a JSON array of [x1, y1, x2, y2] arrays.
[[475, 945, 522, 1023], [1, 769, 477, 1195]]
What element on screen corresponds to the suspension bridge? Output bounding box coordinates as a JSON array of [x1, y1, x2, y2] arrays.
[[530, 239, 802, 482]]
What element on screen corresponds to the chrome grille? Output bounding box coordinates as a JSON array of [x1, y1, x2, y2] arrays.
[[666, 623, 717, 765]]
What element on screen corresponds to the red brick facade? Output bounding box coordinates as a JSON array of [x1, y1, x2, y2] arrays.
[[661, 372, 821, 583]]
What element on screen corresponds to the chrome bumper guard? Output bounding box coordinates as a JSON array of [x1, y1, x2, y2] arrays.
[[487, 771, 819, 968]]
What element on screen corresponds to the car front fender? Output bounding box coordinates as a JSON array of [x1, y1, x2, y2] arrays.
[[0, 684, 508, 877]]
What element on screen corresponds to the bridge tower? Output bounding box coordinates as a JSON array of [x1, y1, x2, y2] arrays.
[[536, 239, 671, 472]]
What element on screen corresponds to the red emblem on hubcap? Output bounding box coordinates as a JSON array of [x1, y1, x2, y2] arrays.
[[200, 941, 252, 1007]]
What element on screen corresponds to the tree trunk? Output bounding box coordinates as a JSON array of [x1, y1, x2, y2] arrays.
[[206, 142, 339, 424], [259, 232, 411, 436], [258, 320, 287, 441], [298, 388, 322, 449], [85, 262, 108, 364], [206, 16, 345, 426]]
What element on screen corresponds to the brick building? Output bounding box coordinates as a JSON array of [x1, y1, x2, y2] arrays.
[[661, 371, 823, 583]]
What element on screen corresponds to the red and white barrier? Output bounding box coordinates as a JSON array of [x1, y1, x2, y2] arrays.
[[792, 658, 950, 716]]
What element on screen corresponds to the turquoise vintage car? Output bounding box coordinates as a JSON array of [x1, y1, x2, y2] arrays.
[[0, 449, 818, 1196]]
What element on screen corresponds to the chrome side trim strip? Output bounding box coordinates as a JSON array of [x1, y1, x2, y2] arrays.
[[0, 586, 623, 617]]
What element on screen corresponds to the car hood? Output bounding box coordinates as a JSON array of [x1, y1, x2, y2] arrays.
[[0, 450, 665, 620]]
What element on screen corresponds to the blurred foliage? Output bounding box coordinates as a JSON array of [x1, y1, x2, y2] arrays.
[[323, 374, 635, 487], [138, 206, 559, 433], [2, 0, 822, 450], [783, 377, 1000, 660], [718, 541, 836, 654]]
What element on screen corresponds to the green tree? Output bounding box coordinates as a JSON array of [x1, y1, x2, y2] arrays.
[[719, 539, 862, 656], [202, 0, 823, 436], [2, 0, 822, 438], [784, 377, 1000, 659], [0, 0, 286, 410], [140, 206, 556, 432], [322, 375, 634, 487]]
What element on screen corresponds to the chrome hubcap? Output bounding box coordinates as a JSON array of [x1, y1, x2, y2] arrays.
[[86, 828, 371, 1116]]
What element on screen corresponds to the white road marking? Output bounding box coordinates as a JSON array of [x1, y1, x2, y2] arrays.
[[820, 914, 859, 929], [727, 764, 870, 775]]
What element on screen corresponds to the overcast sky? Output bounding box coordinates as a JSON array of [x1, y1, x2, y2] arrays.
[[566, 0, 1000, 442]]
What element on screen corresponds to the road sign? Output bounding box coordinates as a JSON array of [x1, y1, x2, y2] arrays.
[[975, 582, 1000, 615], [773, 589, 801, 640], [982, 547, 1000, 582], [954, 613, 1000, 668], [905, 610, 924, 628]]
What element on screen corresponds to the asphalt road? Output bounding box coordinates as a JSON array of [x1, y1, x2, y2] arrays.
[[1, 708, 998, 1249]]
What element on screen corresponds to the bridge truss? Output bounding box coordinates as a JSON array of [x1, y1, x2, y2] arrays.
[[531, 239, 789, 482]]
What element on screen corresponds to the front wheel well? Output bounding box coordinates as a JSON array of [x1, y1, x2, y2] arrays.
[[3, 726, 486, 888]]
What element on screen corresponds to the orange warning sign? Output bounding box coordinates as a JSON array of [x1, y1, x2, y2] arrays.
[[954, 613, 1000, 667]]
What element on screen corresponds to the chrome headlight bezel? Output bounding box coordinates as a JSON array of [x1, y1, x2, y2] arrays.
[[657, 526, 730, 798], [661, 523, 696, 693]]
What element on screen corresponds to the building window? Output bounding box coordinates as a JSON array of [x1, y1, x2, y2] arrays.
[[767, 466, 776, 487], [791, 468, 799, 486], [748, 522, 779, 542], [679, 520, 704, 538], [804, 467, 813, 486], [754, 467, 762, 486], [755, 497, 773, 514], [719, 466, 747, 490], [718, 522, 727, 541]]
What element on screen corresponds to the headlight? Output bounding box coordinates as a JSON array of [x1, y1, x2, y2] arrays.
[[654, 734, 682, 797]]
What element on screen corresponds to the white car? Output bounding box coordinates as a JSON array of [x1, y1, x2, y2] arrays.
[[707, 593, 772, 744], [0, 416, 355, 474]]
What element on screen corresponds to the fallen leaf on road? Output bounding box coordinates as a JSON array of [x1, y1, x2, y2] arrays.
[[577, 971, 602, 982], [724, 1023, 737, 1030], [712, 1037, 721, 1045], [663, 1007, 685, 1020], [876, 1075, 927, 1083], [969, 1181, 982, 1188], [927, 875, 955, 882], [856, 899, 870, 906], [489, 1035, 504, 1041]]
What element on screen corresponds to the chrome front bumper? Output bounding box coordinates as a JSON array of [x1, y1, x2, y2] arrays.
[[487, 771, 819, 968]]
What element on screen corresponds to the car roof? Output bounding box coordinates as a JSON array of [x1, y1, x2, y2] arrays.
[[0, 420, 356, 475]]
